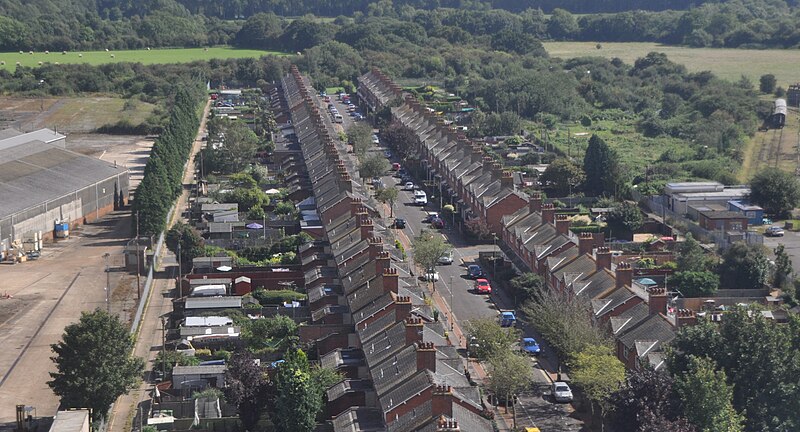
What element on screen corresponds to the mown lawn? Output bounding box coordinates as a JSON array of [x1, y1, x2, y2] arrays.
[[0, 46, 290, 71], [543, 41, 800, 85]]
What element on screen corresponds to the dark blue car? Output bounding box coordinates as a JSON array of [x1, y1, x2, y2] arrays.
[[467, 264, 483, 279]]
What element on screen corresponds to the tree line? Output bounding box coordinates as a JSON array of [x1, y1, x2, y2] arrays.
[[132, 85, 204, 236]]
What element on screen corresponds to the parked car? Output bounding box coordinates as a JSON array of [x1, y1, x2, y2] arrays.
[[766, 226, 785, 237], [430, 217, 445, 229], [521, 337, 541, 355], [392, 162, 401, 171], [404, 181, 416, 191], [423, 212, 439, 223], [394, 218, 406, 229], [437, 250, 454, 265], [384, 150, 392, 158], [424, 269, 440, 282], [475, 278, 492, 294], [372, 134, 380, 144], [500, 311, 516, 327], [467, 264, 484, 279], [552, 382, 574, 403]]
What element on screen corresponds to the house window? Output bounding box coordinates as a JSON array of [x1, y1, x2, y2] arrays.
[[623, 346, 630, 359], [730, 222, 743, 231]]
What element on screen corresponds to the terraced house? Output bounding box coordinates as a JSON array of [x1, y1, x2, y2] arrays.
[[281, 66, 492, 432]]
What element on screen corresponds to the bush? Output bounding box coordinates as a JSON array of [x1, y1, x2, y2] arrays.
[[252, 289, 307, 305]]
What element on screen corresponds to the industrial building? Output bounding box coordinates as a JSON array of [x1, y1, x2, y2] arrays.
[[0, 128, 130, 253]]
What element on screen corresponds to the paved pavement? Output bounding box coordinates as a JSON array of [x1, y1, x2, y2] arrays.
[[374, 153, 584, 431]]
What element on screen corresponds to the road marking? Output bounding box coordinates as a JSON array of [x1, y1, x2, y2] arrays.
[[0, 272, 81, 388]]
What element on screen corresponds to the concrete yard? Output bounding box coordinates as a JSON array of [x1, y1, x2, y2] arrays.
[[0, 211, 141, 425]]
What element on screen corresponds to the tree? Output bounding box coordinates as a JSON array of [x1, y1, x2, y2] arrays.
[[675, 356, 744, 432], [358, 153, 389, 179], [759, 74, 777, 94], [541, 158, 585, 197], [670, 271, 719, 297], [583, 134, 620, 197], [375, 186, 398, 217], [347, 123, 373, 157], [464, 318, 520, 361], [487, 352, 533, 426], [464, 217, 493, 240], [166, 222, 205, 270], [224, 351, 270, 431], [676, 233, 710, 272], [274, 349, 322, 432], [382, 119, 418, 161], [48, 310, 144, 418], [719, 242, 771, 289], [241, 315, 299, 351], [412, 230, 451, 273], [509, 272, 544, 305], [773, 244, 793, 289], [547, 8, 579, 39], [520, 288, 607, 359], [221, 121, 259, 173], [606, 202, 643, 237], [570, 344, 625, 426], [669, 308, 800, 431], [749, 169, 800, 217], [609, 369, 693, 432]]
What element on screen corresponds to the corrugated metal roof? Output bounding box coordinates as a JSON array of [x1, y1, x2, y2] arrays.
[[0, 141, 127, 219], [0, 128, 64, 152]]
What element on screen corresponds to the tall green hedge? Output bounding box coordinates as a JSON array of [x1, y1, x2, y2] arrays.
[[132, 84, 205, 236]]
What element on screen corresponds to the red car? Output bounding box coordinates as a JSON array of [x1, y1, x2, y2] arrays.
[[475, 278, 492, 294]]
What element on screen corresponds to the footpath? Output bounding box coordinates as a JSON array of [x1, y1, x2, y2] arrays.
[[107, 100, 211, 432]]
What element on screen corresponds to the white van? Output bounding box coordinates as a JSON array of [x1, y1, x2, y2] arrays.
[[334, 114, 343, 123], [414, 190, 427, 205]]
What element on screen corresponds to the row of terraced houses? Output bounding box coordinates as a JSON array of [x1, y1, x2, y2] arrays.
[[357, 68, 704, 372], [277, 66, 494, 432]]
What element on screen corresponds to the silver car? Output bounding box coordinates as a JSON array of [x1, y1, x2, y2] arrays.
[[552, 382, 573, 403]]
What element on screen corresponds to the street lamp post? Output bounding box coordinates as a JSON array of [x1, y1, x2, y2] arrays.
[[449, 275, 454, 331], [492, 234, 498, 275], [103, 253, 110, 313]]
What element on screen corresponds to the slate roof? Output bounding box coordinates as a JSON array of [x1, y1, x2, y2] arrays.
[[609, 302, 649, 335], [617, 314, 676, 354], [332, 407, 385, 432], [592, 286, 638, 318]]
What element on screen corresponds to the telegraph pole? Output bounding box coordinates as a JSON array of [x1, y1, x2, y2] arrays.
[[177, 241, 182, 284], [104, 253, 110, 313]]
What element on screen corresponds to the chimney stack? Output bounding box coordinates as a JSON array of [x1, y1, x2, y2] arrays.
[[555, 214, 570, 235], [339, 173, 352, 193], [393, 294, 411, 320], [359, 217, 374, 240], [529, 193, 542, 213], [383, 267, 399, 294], [675, 309, 697, 328], [405, 317, 424, 345], [615, 261, 633, 289], [416, 342, 437, 372], [368, 237, 383, 259], [578, 232, 595, 256], [375, 251, 391, 273], [541, 204, 556, 224], [648, 287, 668, 316], [491, 163, 503, 180], [595, 247, 612, 271], [437, 418, 460, 432], [501, 171, 514, 189], [350, 197, 363, 216], [471, 145, 484, 163]]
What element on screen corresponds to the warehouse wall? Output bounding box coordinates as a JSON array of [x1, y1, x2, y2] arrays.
[[0, 172, 129, 248]]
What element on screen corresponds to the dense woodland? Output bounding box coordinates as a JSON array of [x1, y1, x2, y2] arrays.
[[4, 0, 800, 50]]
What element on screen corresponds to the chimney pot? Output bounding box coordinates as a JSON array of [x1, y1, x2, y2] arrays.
[[541, 204, 556, 224], [596, 247, 612, 271], [555, 214, 570, 235]]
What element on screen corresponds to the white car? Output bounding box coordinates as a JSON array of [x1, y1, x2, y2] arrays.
[[404, 182, 415, 191], [437, 250, 454, 265], [414, 190, 427, 205], [424, 270, 440, 282], [552, 382, 573, 403]]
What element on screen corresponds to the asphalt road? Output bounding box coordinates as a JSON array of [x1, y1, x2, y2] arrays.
[[374, 151, 583, 431]]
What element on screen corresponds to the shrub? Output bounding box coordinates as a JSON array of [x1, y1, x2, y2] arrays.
[[252, 289, 307, 305]]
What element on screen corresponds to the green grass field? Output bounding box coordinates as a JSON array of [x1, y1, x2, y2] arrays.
[[0, 47, 289, 71], [543, 41, 800, 85]]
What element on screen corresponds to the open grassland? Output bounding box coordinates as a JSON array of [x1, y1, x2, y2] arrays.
[[544, 42, 800, 85], [0, 47, 289, 72], [739, 106, 800, 181], [0, 96, 156, 133]]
